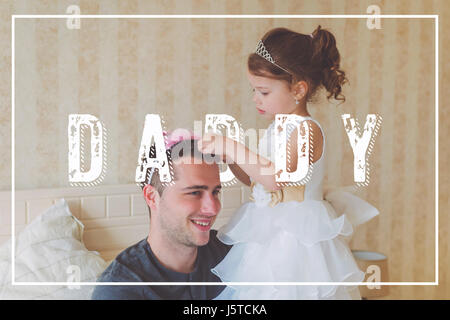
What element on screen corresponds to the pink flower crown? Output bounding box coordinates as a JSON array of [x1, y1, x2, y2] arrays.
[[145, 128, 200, 185], [163, 128, 200, 150]]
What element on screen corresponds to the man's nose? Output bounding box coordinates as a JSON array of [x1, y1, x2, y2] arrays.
[[200, 193, 220, 216]]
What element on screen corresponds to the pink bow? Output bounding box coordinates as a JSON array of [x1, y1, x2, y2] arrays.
[[163, 128, 200, 150]]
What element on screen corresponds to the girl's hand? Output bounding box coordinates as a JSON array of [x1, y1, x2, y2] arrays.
[[197, 133, 234, 160]]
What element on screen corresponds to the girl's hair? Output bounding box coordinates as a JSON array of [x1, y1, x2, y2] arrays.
[[248, 25, 347, 102]]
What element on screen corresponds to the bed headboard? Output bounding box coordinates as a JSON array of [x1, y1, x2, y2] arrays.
[[0, 183, 251, 262]]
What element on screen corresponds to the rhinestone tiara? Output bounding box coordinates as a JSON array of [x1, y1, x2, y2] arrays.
[[255, 40, 291, 74]]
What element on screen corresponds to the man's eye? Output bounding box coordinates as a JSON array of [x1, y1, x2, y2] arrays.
[[213, 189, 221, 196], [261, 92, 269, 95], [189, 191, 201, 196]]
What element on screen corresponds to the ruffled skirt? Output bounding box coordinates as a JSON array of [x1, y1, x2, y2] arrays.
[[212, 199, 368, 300]]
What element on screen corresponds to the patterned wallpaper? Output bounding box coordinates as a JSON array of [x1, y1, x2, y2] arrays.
[[0, 0, 448, 299]]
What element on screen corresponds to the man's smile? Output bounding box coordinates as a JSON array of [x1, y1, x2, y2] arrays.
[[190, 217, 214, 231]]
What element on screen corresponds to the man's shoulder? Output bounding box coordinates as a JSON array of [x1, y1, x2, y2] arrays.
[[97, 239, 149, 282], [92, 239, 151, 300], [115, 238, 149, 262]]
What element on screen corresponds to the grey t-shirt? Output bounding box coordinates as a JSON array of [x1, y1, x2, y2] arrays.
[[91, 230, 231, 300]]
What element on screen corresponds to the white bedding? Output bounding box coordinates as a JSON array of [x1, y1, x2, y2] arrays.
[[0, 199, 108, 299]]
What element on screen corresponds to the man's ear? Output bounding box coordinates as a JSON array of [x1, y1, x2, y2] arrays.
[[143, 184, 160, 212], [292, 80, 309, 101]]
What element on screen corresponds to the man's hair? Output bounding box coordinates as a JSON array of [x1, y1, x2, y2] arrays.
[[140, 139, 221, 216]]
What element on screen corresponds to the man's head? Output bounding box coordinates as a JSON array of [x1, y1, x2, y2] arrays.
[[142, 137, 222, 247]]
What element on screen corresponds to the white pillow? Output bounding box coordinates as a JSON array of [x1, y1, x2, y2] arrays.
[[0, 199, 108, 299]]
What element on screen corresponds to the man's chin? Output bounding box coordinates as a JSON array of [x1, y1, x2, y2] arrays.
[[188, 217, 217, 246], [193, 231, 211, 247]]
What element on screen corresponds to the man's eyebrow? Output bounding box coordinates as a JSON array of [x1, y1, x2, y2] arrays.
[[182, 185, 222, 191]]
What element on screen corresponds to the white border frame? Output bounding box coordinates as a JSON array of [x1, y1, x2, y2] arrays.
[[11, 14, 439, 287]]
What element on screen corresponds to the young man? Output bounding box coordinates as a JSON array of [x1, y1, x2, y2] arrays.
[[92, 137, 230, 300]]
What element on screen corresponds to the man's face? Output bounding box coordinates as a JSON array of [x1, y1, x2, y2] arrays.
[[155, 159, 222, 248]]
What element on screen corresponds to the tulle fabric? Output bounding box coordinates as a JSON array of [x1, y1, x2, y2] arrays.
[[211, 197, 369, 300], [211, 117, 378, 300]]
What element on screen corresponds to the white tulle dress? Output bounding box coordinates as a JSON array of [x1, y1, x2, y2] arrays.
[[212, 116, 379, 300]]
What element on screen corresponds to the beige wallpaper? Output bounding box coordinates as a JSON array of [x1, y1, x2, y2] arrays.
[[0, 0, 449, 299]]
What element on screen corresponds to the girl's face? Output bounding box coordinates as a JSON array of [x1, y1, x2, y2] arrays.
[[247, 69, 298, 120]]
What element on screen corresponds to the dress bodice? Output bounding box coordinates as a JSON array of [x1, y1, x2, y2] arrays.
[[257, 116, 326, 201]]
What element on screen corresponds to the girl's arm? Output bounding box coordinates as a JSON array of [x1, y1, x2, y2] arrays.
[[199, 136, 280, 191], [227, 161, 251, 186], [198, 121, 323, 192], [232, 142, 280, 191]]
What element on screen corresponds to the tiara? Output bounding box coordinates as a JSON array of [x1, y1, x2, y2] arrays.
[[255, 40, 291, 74]]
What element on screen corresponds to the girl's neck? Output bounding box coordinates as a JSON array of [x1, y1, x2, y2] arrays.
[[292, 109, 311, 117], [292, 101, 310, 117], [271, 102, 310, 119]]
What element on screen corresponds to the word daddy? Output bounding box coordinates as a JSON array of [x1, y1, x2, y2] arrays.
[[68, 113, 382, 186]]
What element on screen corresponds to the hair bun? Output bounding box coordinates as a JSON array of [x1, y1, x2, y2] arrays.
[[310, 25, 347, 102]]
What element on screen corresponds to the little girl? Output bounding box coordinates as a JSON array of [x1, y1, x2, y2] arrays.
[[198, 26, 378, 300]]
